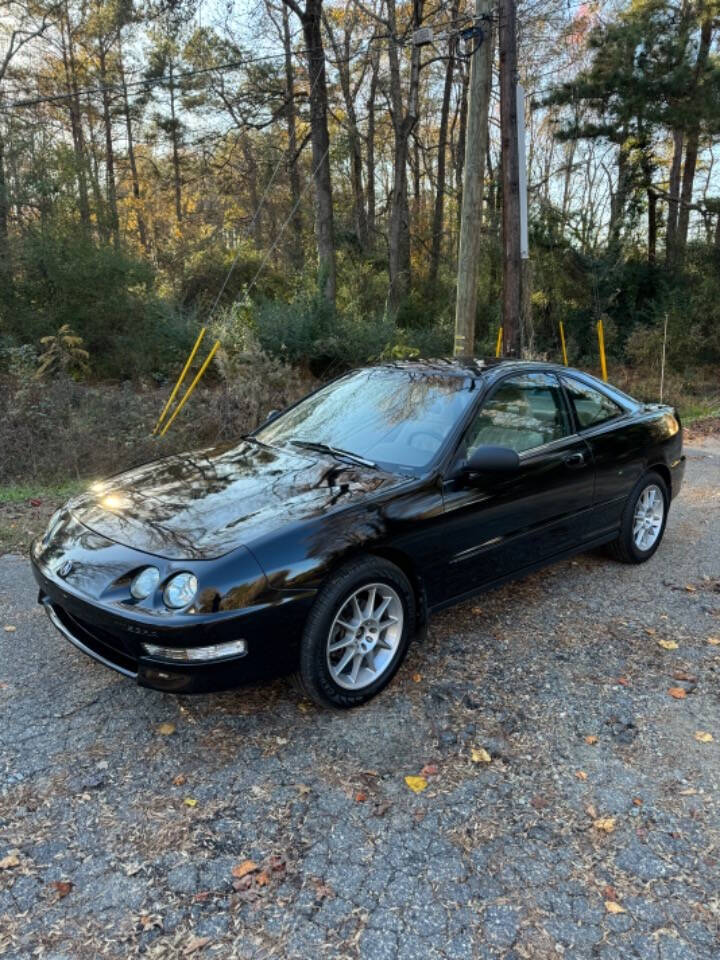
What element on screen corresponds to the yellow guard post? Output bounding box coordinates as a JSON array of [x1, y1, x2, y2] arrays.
[[559, 321, 568, 366], [596, 319, 608, 382], [152, 327, 206, 435], [159, 340, 221, 437], [495, 326, 503, 358]]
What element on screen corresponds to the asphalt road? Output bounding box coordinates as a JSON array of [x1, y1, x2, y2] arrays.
[[1, 440, 719, 960]]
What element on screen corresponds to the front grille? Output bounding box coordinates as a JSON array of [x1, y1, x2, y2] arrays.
[[51, 603, 139, 676]]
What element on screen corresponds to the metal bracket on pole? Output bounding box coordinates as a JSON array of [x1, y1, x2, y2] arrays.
[[516, 83, 529, 260]]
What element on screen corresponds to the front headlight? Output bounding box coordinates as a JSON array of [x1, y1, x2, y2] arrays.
[[163, 572, 198, 609], [130, 566, 160, 600]]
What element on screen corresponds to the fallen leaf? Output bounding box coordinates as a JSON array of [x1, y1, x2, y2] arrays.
[[586, 803, 598, 819], [617, 676, 629, 686], [0, 852, 20, 870], [645, 627, 656, 636], [156, 722, 176, 736], [632, 797, 643, 806], [3, 625, 16, 633], [685, 583, 697, 593], [51, 881, 73, 898], [679, 788, 698, 796], [673, 670, 697, 682], [420, 763, 439, 777], [172, 773, 186, 786], [593, 817, 616, 833], [183, 935, 210, 956], [584, 735, 598, 745], [183, 796, 197, 807], [404, 775, 428, 793], [605, 901, 626, 914], [231, 860, 258, 879], [412, 673, 422, 683], [256, 870, 270, 887], [575, 770, 588, 781], [470, 747, 492, 764], [707, 636, 720, 646], [296, 784, 311, 795], [657, 639, 678, 650], [695, 731, 714, 743], [668, 687, 687, 699], [268, 855, 286, 873], [355, 791, 367, 803], [193, 891, 211, 903], [602, 885, 617, 900]]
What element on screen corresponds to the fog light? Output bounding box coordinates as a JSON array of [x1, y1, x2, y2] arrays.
[[141, 639, 247, 662]]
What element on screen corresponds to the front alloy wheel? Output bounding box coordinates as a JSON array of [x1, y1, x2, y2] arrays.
[[297, 557, 415, 708], [326, 583, 404, 690]]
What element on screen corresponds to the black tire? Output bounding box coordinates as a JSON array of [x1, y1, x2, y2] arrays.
[[296, 556, 416, 709], [607, 470, 669, 564]]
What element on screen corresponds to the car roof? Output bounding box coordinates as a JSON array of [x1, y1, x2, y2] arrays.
[[369, 358, 640, 410], [374, 358, 567, 379]]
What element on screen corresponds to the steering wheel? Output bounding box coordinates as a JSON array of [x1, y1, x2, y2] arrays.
[[408, 429, 443, 451]]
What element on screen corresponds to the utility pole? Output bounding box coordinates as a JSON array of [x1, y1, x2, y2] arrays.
[[453, 0, 493, 358], [499, 0, 521, 355]]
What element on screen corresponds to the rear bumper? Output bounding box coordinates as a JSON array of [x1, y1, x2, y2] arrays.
[[33, 561, 310, 694]]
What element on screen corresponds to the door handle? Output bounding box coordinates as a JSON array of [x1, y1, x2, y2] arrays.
[[564, 452, 586, 468]]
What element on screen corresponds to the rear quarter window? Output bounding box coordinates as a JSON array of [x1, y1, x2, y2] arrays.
[[563, 377, 624, 429]]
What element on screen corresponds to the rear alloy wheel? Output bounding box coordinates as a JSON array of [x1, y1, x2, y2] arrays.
[[297, 557, 415, 708], [608, 470, 669, 564]]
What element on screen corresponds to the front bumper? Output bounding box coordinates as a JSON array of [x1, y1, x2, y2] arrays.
[[670, 453, 686, 500], [33, 560, 311, 694]]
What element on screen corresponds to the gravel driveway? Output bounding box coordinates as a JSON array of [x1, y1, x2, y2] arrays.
[[1, 439, 719, 960]]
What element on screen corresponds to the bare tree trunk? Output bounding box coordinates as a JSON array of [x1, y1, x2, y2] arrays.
[[120, 49, 148, 252], [677, 14, 712, 261], [366, 49, 378, 244], [665, 128, 683, 264], [167, 63, 183, 224], [99, 44, 119, 245], [324, 11, 368, 251], [387, 0, 422, 312], [281, 3, 304, 263], [0, 129, 11, 290], [61, 9, 90, 227], [85, 96, 107, 235], [648, 189, 657, 263], [242, 134, 261, 245], [291, 0, 336, 304], [429, 7, 457, 287]]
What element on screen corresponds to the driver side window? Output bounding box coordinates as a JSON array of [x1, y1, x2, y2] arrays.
[[465, 373, 572, 455]]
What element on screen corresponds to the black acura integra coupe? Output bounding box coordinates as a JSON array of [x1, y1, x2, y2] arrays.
[[32, 359, 685, 708]]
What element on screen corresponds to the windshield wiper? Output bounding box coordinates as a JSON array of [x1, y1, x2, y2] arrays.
[[288, 439, 377, 469]]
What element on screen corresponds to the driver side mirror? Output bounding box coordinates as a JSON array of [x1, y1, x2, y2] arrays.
[[264, 409, 281, 425], [461, 445, 520, 477]]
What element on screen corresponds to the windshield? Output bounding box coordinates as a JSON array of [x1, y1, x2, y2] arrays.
[[255, 367, 476, 474]]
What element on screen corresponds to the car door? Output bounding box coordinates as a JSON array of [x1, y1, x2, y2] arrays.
[[439, 372, 595, 601], [560, 375, 646, 538]]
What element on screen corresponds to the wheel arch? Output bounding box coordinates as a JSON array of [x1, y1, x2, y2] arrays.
[[329, 544, 428, 637], [647, 461, 671, 497]]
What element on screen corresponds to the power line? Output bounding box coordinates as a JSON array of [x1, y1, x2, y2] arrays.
[[1, 14, 477, 113]]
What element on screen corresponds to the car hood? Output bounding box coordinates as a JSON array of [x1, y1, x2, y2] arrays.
[[70, 440, 403, 560]]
